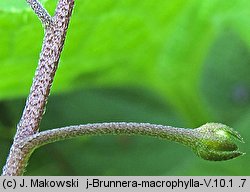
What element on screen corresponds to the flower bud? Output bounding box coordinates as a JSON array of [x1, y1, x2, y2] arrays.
[[193, 123, 245, 161]]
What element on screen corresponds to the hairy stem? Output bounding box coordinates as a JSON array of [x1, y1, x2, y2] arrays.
[[17, 0, 74, 138], [2, 122, 244, 175], [2, 123, 198, 176], [28, 123, 197, 148], [2, 0, 74, 176], [26, 0, 52, 28]]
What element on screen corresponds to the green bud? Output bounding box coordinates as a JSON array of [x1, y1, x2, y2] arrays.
[[192, 123, 245, 161]]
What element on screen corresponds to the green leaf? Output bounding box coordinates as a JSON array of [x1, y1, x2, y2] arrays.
[[0, 0, 28, 12], [0, 0, 47, 12], [0, 0, 249, 124]]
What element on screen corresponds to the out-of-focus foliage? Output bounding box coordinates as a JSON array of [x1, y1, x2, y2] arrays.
[[0, 0, 47, 12], [0, 0, 249, 175]]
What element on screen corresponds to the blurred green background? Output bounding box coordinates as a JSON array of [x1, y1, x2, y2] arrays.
[[0, 0, 249, 175]]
